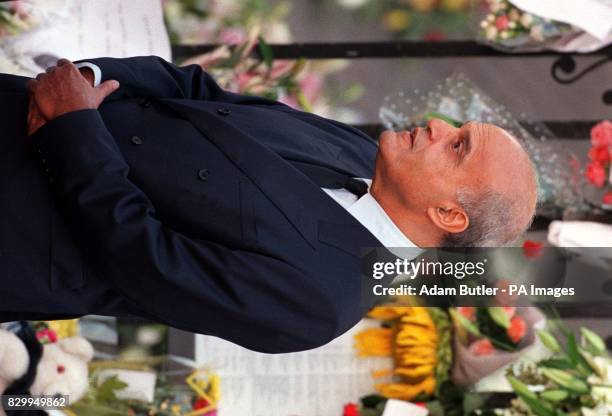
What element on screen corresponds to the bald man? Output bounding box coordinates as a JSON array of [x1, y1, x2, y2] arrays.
[[0, 56, 537, 352]]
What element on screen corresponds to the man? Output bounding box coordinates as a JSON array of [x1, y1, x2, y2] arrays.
[[0, 57, 537, 353]]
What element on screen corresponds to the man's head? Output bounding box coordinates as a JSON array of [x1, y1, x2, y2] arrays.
[[370, 119, 538, 247]]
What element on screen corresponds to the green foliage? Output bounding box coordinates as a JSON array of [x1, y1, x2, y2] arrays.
[[475, 307, 516, 352]]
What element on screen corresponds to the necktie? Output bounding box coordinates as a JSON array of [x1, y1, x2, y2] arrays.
[[289, 161, 369, 198]]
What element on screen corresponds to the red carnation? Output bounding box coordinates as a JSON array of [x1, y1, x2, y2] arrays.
[[522, 240, 543, 258], [495, 15, 509, 30], [469, 339, 495, 356], [591, 120, 612, 148], [588, 145, 611, 164], [585, 162, 607, 188], [507, 315, 527, 343], [603, 192, 612, 205], [343, 403, 360, 416], [36, 328, 58, 344]]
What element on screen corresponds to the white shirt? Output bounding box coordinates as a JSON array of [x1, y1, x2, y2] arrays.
[[79, 62, 418, 248], [323, 180, 417, 248]]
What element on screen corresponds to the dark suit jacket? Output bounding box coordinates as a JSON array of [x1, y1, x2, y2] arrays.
[[0, 56, 390, 353]]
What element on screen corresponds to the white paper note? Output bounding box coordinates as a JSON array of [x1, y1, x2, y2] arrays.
[[5, 0, 171, 76], [381, 399, 429, 416], [195, 320, 392, 416]]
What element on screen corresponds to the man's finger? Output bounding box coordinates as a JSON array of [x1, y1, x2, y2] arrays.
[[35, 73, 47, 81], [26, 79, 38, 93], [95, 80, 120, 102], [57, 58, 72, 67], [45, 66, 57, 73]]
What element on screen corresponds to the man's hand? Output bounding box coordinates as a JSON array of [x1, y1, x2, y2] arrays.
[[27, 59, 119, 135]]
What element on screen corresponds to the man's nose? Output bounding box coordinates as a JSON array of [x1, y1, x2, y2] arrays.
[[427, 118, 456, 143]]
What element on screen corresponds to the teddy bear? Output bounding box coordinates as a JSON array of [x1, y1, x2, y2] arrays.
[[0, 322, 94, 415]]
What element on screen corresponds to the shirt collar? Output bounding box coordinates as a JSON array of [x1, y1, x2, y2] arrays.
[[347, 180, 418, 249]]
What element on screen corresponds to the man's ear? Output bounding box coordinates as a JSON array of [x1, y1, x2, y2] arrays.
[[426, 203, 469, 235]]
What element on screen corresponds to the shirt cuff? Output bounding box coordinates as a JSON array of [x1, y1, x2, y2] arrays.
[[75, 62, 102, 87]]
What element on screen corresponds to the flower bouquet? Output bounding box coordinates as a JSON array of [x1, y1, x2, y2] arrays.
[[476, 0, 574, 52], [450, 306, 545, 386], [0, 1, 34, 38], [506, 325, 612, 416], [476, 0, 612, 53], [584, 121, 612, 209]]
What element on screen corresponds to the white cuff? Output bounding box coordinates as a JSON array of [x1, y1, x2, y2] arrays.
[[75, 62, 102, 87]]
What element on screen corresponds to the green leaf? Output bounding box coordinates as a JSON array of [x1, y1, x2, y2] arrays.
[[97, 375, 128, 402], [540, 368, 589, 394], [508, 376, 555, 416], [539, 358, 574, 370], [565, 332, 592, 375], [538, 330, 561, 352], [488, 307, 511, 329], [257, 36, 274, 69], [581, 328, 606, 353], [540, 389, 569, 402], [424, 112, 463, 128], [449, 309, 481, 336]]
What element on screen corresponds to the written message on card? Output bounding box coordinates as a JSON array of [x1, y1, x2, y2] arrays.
[[195, 320, 391, 416]]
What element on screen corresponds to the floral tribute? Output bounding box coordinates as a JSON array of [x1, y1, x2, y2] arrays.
[[478, 0, 572, 51], [164, 0, 363, 122], [451, 305, 527, 354], [0, 2, 34, 38], [354, 302, 453, 401], [585, 121, 612, 206], [333, 0, 472, 41], [507, 325, 612, 416]]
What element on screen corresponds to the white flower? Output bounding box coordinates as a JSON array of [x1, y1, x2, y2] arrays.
[[486, 26, 498, 40], [520, 13, 534, 28]]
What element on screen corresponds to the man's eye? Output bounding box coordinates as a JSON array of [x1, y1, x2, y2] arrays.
[[452, 141, 463, 151]]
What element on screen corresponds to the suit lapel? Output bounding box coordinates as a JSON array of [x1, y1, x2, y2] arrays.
[[160, 99, 382, 252]]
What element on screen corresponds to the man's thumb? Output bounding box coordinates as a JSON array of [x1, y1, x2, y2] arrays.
[[96, 80, 120, 101]]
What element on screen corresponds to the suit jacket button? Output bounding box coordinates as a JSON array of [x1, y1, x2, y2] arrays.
[[131, 136, 144, 145], [139, 98, 151, 108], [197, 169, 209, 181], [217, 107, 231, 116]]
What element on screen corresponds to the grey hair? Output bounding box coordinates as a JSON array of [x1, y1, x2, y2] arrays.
[[442, 189, 534, 247]]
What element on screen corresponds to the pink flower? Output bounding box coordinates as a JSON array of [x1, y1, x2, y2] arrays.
[[278, 94, 299, 109], [502, 306, 516, 318], [591, 120, 612, 148], [299, 73, 323, 104], [522, 240, 543, 258], [495, 15, 510, 30], [603, 192, 612, 205], [588, 145, 611, 164], [457, 306, 476, 321], [36, 329, 58, 343], [507, 315, 527, 343], [469, 339, 495, 356], [217, 27, 247, 46], [269, 60, 295, 80], [585, 162, 607, 188]]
